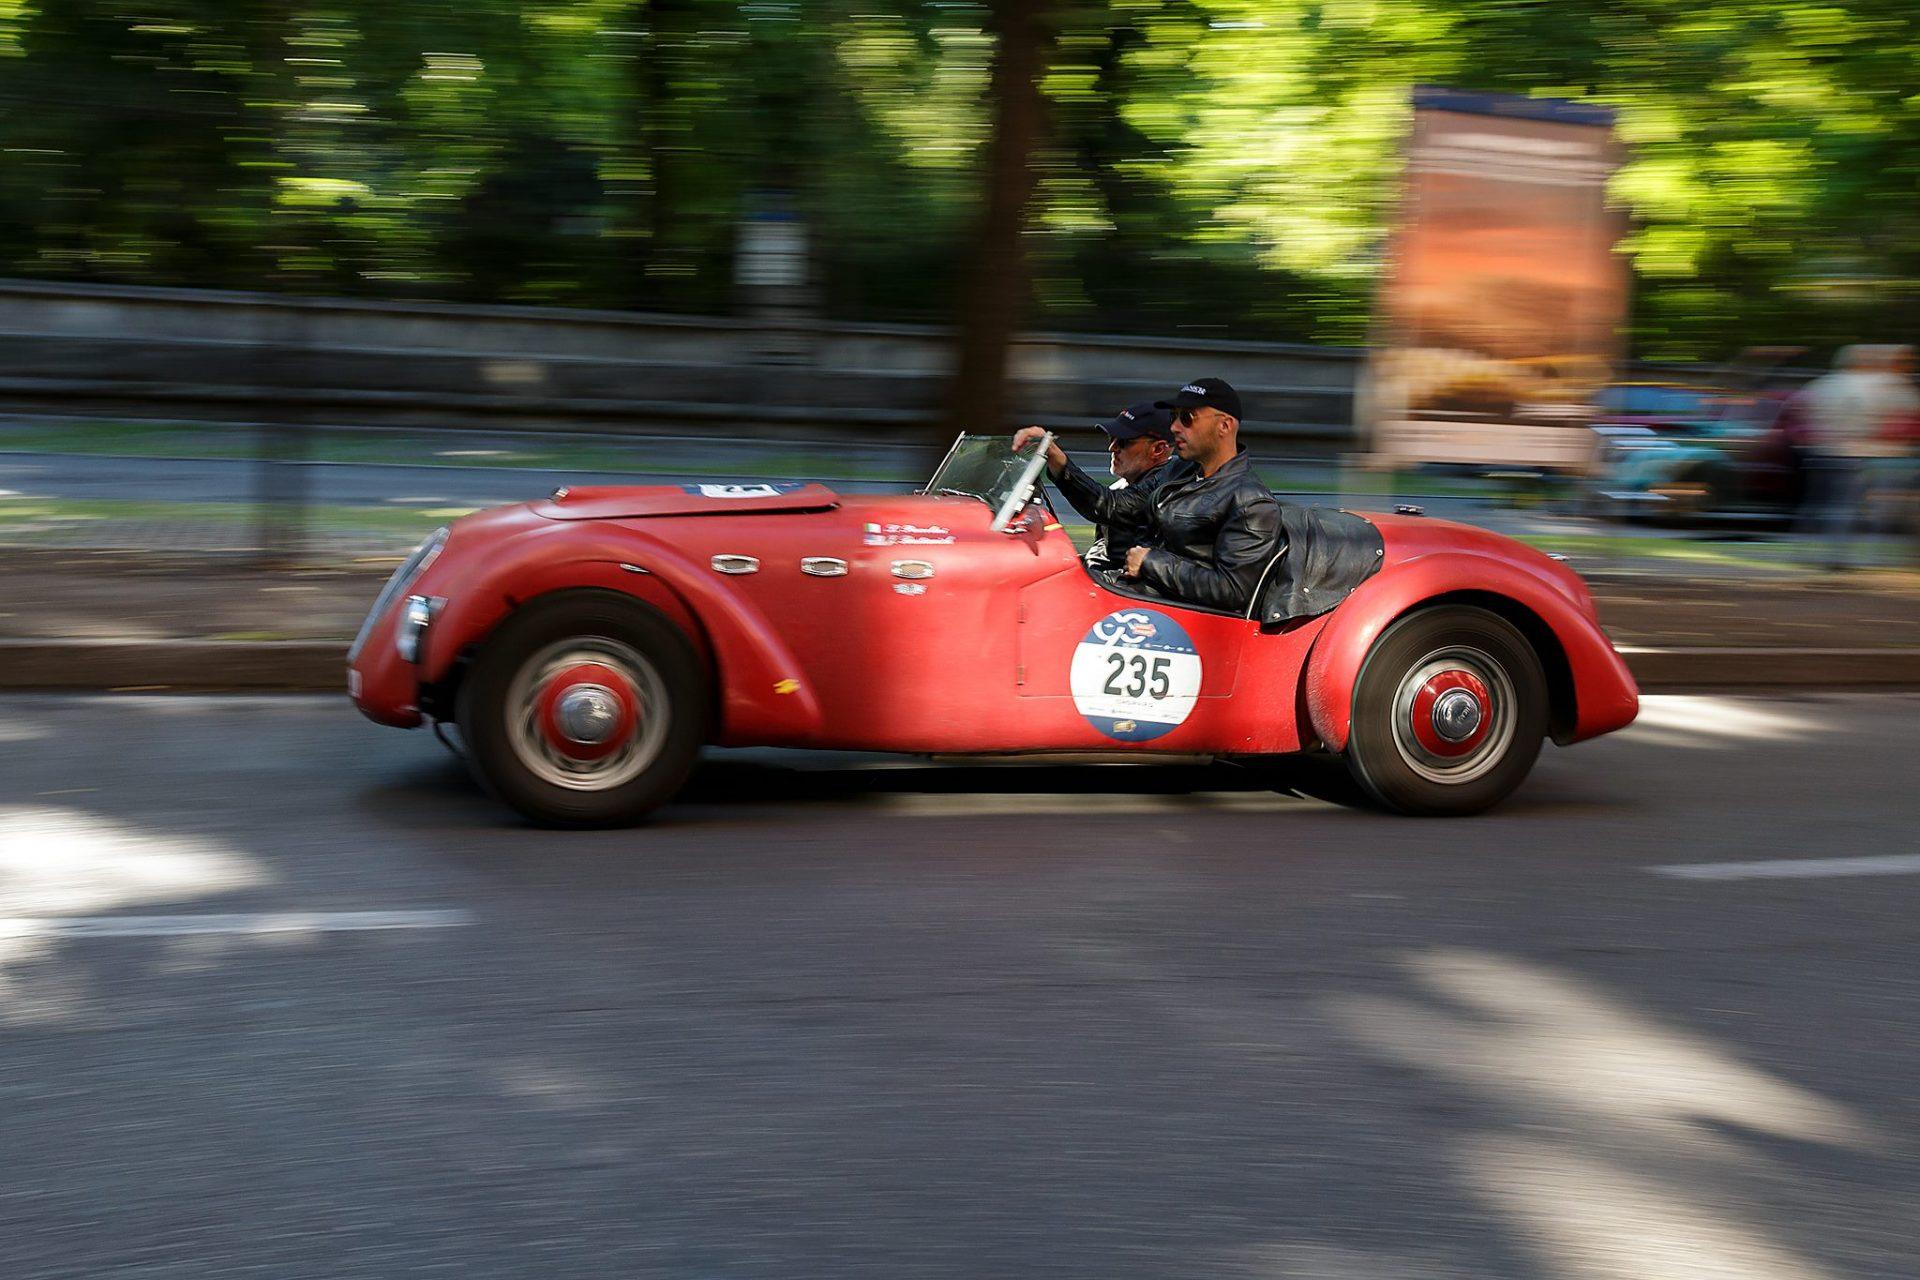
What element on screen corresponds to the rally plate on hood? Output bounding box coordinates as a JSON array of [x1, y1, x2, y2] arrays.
[[535, 482, 840, 520]]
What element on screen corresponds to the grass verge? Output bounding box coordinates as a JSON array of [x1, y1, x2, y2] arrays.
[[0, 419, 904, 481]]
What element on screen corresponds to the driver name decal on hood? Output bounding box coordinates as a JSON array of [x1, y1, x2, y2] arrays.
[[1070, 609, 1202, 743], [864, 522, 954, 546], [681, 482, 808, 499]]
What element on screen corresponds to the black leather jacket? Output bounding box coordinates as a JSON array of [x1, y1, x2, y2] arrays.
[[1076, 457, 1191, 571], [1055, 450, 1283, 614]]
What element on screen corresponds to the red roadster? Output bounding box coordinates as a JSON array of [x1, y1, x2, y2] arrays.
[[349, 435, 1637, 825]]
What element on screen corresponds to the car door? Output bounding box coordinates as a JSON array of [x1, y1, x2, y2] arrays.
[[692, 492, 1062, 752], [1014, 565, 1254, 750]]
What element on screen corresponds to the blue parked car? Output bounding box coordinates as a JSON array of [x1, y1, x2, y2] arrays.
[[1589, 382, 1809, 524]]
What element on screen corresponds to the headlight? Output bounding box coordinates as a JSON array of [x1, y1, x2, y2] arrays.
[[348, 527, 448, 663], [396, 594, 436, 664]]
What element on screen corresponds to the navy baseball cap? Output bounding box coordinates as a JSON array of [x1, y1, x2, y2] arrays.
[[1095, 402, 1175, 443], [1158, 377, 1243, 420]]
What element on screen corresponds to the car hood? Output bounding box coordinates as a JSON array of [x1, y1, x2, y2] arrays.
[[533, 481, 840, 521]]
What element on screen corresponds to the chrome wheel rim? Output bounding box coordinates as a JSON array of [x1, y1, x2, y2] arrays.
[[506, 637, 670, 791], [1389, 645, 1515, 785]]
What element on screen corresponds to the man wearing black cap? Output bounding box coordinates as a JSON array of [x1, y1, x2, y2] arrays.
[[1015, 377, 1282, 614], [1015, 402, 1187, 570]]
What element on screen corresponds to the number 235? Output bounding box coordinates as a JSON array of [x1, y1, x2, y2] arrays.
[[1103, 652, 1171, 699]]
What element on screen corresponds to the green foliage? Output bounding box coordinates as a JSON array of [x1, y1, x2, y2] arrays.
[[0, 0, 1915, 356]]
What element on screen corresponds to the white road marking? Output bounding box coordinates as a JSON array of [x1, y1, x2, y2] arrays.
[[877, 792, 1330, 817], [0, 910, 476, 938], [1653, 854, 1920, 881]]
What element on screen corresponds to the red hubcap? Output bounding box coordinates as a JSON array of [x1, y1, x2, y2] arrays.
[[535, 662, 640, 762], [1410, 669, 1490, 758]]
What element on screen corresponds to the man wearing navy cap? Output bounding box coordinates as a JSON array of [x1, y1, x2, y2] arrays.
[[1016, 377, 1281, 613], [1018, 403, 1188, 570]]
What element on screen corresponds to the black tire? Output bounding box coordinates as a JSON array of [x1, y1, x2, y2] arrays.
[[456, 590, 708, 828], [1344, 605, 1547, 816]]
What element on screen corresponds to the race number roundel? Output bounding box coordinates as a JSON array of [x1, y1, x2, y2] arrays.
[[1070, 609, 1203, 743]]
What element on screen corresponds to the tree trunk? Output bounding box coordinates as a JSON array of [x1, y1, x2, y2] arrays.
[[936, 0, 1056, 454]]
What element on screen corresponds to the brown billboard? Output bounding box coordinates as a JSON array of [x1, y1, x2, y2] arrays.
[[1365, 88, 1627, 473]]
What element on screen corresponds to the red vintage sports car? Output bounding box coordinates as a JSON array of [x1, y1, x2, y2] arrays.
[[349, 434, 1637, 825]]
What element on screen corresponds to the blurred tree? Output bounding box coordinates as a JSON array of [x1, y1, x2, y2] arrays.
[[941, 0, 1058, 445], [0, 0, 1914, 360]]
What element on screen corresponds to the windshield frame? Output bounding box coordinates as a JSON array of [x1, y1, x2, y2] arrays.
[[921, 432, 1054, 532]]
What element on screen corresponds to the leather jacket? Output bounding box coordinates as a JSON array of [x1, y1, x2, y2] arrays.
[[1054, 450, 1283, 614], [1076, 457, 1191, 571]]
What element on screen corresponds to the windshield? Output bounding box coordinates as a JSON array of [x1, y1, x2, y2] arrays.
[[923, 433, 1052, 530]]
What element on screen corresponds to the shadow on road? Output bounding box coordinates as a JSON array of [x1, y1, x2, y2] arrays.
[[363, 745, 1386, 826]]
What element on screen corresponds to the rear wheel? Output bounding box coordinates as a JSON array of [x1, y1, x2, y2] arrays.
[[1344, 605, 1546, 816], [456, 591, 708, 827]]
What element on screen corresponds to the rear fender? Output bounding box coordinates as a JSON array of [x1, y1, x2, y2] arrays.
[[423, 529, 823, 741], [1304, 552, 1638, 752]]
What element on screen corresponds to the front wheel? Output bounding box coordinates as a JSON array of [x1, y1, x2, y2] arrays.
[[456, 591, 709, 828], [1344, 605, 1547, 816]]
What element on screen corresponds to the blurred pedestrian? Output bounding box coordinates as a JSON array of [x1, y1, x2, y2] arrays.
[[1798, 344, 1920, 571], [1879, 345, 1920, 564]]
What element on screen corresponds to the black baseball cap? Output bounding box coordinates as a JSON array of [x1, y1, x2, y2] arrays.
[[1095, 402, 1175, 443], [1158, 377, 1243, 420]]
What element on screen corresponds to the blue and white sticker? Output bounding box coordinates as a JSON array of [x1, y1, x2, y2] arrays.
[[681, 482, 807, 498], [1070, 609, 1202, 742]]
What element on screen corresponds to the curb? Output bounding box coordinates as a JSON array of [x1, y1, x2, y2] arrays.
[[3, 640, 1919, 694], [0, 640, 346, 691]]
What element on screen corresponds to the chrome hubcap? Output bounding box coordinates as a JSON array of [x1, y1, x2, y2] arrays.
[[555, 684, 620, 745], [1431, 688, 1483, 743]]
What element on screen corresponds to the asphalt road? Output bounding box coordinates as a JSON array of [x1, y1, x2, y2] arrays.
[[2, 693, 1918, 1278]]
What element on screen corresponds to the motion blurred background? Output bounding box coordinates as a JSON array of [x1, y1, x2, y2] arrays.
[[0, 0, 1915, 640], [3, 13, 1920, 1273]]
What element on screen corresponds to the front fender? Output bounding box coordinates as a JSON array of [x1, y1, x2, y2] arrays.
[[424, 524, 824, 742], [1303, 552, 1638, 752]]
